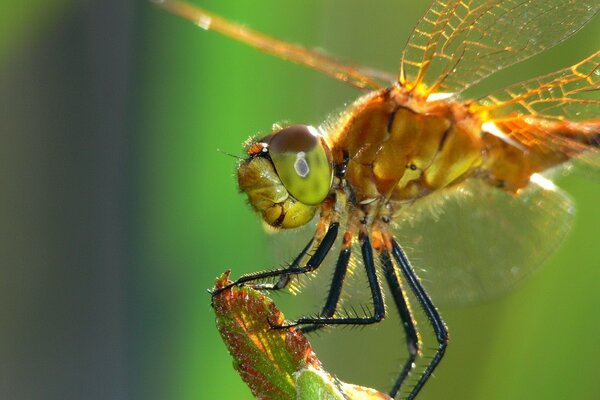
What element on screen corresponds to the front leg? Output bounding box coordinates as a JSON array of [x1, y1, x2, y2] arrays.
[[211, 222, 339, 297]]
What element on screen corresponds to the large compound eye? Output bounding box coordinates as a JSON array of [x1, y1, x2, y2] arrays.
[[268, 125, 332, 206]]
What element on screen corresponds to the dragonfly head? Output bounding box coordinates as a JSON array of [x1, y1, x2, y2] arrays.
[[237, 124, 333, 229]]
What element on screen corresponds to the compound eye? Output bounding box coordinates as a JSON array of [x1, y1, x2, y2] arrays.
[[269, 125, 332, 206]]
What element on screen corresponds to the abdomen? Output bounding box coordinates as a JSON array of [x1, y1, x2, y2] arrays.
[[480, 117, 600, 192]]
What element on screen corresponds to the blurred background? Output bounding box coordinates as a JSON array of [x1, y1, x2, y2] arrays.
[[1, 1, 599, 399]]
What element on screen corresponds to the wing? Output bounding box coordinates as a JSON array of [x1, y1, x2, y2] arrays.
[[475, 51, 600, 170], [152, 0, 388, 91], [391, 177, 574, 305], [477, 50, 600, 121], [400, 0, 600, 96]]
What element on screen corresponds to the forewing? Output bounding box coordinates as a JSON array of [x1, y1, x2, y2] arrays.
[[154, 0, 387, 90], [400, 0, 599, 96], [391, 177, 575, 305]]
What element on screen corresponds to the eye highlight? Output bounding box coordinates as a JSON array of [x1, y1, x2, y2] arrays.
[[268, 125, 333, 206], [294, 152, 309, 177]]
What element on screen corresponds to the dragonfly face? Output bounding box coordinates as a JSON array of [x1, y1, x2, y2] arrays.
[[237, 124, 333, 229]]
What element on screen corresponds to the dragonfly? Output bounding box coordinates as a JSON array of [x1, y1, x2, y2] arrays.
[[154, 1, 599, 398]]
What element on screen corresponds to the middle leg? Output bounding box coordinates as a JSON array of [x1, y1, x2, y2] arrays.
[[299, 229, 354, 334], [271, 230, 385, 329]]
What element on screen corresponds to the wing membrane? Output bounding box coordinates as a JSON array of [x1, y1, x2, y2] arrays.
[[400, 0, 600, 96], [478, 50, 600, 121], [392, 178, 574, 305], [153, 0, 387, 90]]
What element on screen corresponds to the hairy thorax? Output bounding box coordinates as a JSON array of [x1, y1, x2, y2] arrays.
[[328, 85, 484, 207]]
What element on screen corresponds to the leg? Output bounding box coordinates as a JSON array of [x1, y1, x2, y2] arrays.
[[212, 222, 339, 296], [379, 248, 420, 398], [250, 238, 314, 291], [298, 244, 352, 334], [391, 239, 448, 400], [272, 231, 385, 329]]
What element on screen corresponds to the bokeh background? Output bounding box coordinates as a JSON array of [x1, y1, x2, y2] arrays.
[[2, 1, 599, 399]]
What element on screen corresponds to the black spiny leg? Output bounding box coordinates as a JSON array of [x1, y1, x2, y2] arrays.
[[392, 239, 448, 400], [211, 222, 339, 297], [298, 245, 352, 334], [272, 231, 385, 329], [380, 249, 420, 398], [250, 238, 314, 291]]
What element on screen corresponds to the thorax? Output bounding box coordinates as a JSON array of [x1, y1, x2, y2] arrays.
[[327, 85, 484, 205]]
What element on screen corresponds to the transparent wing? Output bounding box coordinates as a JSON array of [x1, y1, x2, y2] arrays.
[[475, 51, 600, 170], [477, 50, 600, 121], [153, 0, 387, 90], [391, 177, 575, 305], [400, 0, 600, 96]]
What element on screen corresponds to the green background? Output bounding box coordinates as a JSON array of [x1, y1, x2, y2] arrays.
[[2, 1, 599, 399]]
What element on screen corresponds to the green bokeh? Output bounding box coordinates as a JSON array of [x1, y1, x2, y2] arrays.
[[137, 2, 600, 400]]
